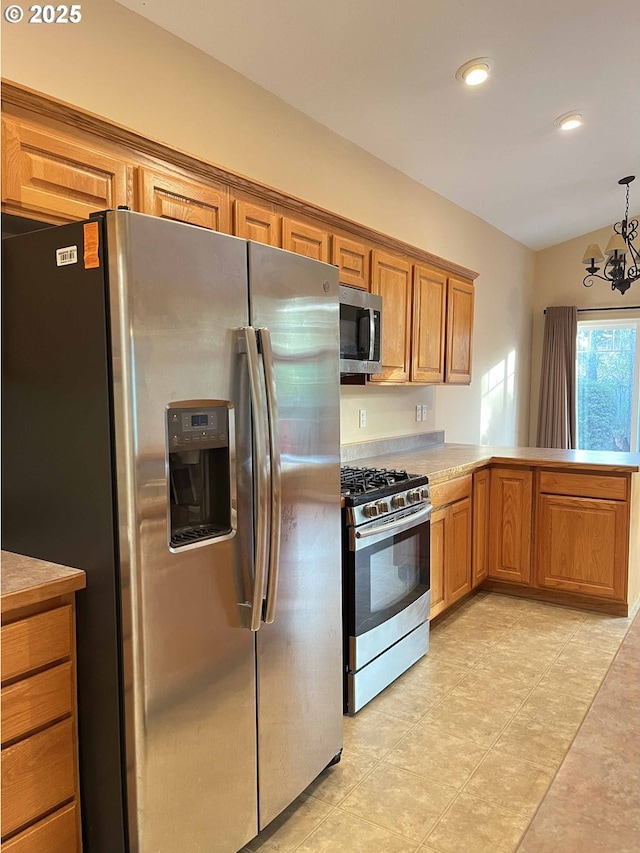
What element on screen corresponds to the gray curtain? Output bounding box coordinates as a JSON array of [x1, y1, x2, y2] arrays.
[[537, 306, 578, 448]]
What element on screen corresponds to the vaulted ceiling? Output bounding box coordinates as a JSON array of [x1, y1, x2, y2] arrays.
[[115, 0, 640, 250]]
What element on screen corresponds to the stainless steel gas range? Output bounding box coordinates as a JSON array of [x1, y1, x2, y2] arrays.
[[341, 466, 432, 714]]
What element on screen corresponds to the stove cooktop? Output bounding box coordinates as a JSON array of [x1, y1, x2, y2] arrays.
[[340, 466, 429, 506]]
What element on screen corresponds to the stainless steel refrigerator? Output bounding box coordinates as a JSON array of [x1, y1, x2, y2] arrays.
[[2, 210, 343, 853]]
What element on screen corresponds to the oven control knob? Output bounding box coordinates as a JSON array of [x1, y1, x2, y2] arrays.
[[363, 503, 379, 518], [407, 489, 421, 503], [420, 487, 430, 501], [391, 495, 406, 509], [376, 500, 389, 514]]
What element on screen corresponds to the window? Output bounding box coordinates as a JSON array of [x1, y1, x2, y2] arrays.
[[576, 317, 640, 452]]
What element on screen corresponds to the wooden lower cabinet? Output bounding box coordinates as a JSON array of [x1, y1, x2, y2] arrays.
[[472, 468, 490, 587], [1, 597, 82, 850], [429, 477, 472, 619], [488, 468, 532, 584], [536, 472, 629, 601]]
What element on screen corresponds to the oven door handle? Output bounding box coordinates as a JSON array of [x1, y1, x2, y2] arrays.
[[353, 503, 432, 547]]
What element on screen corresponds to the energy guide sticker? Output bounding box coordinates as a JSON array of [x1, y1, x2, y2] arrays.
[[83, 222, 100, 269], [56, 246, 78, 266]]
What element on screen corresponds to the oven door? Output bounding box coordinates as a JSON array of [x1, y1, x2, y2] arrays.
[[345, 504, 431, 672]]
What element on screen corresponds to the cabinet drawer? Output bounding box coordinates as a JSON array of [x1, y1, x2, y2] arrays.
[[539, 471, 628, 501], [1, 606, 72, 683], [1, 663, 73, 746], [1, 802, 78, 853], [430, 475, 472, 509], [1, 718, 75, 837]]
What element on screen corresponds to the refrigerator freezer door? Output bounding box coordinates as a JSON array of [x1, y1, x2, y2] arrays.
[[248, 243, 343, 829], [106, 212, 258, 853]]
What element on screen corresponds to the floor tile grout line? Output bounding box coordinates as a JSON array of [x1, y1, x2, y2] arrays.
[[307, 598, 623, 850]]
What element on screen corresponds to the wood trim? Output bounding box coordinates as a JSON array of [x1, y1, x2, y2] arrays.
[[1, 79, 478, 281], [480, 580, 630, 617]]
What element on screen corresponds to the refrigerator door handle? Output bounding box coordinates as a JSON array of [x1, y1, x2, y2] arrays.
[[259, 327, 281, 624], [243, 326, 270, 632]]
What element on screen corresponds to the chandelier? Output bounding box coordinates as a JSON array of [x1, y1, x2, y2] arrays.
[[582, 176, 639, 295]]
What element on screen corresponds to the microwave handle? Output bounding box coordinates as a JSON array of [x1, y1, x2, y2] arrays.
[[367, 308, 376, 362]]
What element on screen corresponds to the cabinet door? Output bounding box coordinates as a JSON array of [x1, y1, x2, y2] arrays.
[[233, 199, 280, 245], [445, 277, 474, 384], [2, 117, 130, 222], [331, 235, 369, 289], [488, 469, 532, 584], [411, 265, 447, 383], [137, 167, 230, 231], [369, 250, 412, 383], [536, 494, 627, 600], [446, 497, 472, 605], [282, 217, 329, 261], [429, 507, 447, 619], [472, 469, 490, 587]]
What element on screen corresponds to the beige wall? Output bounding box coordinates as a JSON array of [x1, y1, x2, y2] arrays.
[[1, 0, 535, 447], [529, 219, 640, 444]]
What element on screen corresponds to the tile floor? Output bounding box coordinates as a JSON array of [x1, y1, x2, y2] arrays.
[[242, 591, 635, 853]]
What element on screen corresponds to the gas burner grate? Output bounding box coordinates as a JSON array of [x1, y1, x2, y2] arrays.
[[340, 466, 414, 496]]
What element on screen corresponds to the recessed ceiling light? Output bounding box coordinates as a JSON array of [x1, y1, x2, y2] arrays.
[[554, 112, 583, 131], [455, 58, 492, 87]]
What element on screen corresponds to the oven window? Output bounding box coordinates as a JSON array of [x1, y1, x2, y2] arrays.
[[351, 522, 430, 637]]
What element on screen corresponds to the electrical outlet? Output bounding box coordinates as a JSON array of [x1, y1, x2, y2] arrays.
[[421, 404, 428, 421], [358, 408, 367, 429], [415, 404, 422, 422]]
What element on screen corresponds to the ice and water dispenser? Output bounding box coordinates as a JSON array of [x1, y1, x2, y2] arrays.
[[167, 402, 234, 548]]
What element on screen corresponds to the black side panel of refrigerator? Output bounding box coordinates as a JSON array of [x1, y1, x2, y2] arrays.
[[1, 220, 127, 852]]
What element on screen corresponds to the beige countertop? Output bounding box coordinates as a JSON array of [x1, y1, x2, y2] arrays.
[[350, 443, 640, 484], [1, 550, 86, 613]]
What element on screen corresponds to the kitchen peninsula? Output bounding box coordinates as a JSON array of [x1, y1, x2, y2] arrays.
[[343, 436, 640, 618]]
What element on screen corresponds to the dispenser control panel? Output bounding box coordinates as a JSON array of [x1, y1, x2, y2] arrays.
[[168, 406, 229, 451]]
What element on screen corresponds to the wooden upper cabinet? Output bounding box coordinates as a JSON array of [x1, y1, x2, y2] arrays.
[[332, 235, 369, 289], [1, 117, 130, 222], [369, 250, 412, 383], [137, 167, 230, 232], [411, 265, 447, 383], [445, 277, 474, 384], [488, 468, 533, 584], [233, 199, 280, 245], [282, 216, 329, 261]]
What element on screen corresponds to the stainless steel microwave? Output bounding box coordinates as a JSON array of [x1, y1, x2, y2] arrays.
[[339, 285, 383, 375]]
